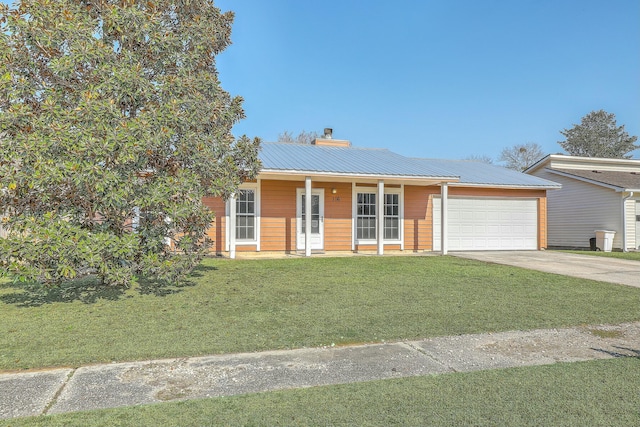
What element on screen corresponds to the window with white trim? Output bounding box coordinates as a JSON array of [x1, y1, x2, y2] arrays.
[[355, 188, 402, 242], [384, 193, 399, 239], [236, 189, 255, 240], [356, 192, 377, 240]]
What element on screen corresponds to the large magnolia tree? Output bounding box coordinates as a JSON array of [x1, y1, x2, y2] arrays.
[[0, 0, 261, 286]]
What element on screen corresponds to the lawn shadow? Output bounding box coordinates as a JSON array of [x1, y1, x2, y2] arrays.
[[0, 278, 126, 307], [135, 264, 217, 297], [0, 264, 218, 306], [591, 346, 640, 359]]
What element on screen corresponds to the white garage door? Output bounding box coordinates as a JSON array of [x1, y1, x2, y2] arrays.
[[433, 197, 538, 251]]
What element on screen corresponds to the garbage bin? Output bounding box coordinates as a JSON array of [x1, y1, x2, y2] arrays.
[[589, 237, 597, 251], [595, 230, 616, 252]]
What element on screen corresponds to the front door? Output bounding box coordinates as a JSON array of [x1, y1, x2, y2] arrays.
[[296, 188, 324, 250]]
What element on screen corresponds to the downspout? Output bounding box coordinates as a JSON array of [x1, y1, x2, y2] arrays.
[[622, 191, 634, 252]]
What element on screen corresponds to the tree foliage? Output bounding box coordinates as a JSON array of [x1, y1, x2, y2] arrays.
[[0, 0, 261, 287], [277, 130, 321, 144], [464, 154, 493, 164], [499, 143, 544, 172], [558, 110, 638, 158]]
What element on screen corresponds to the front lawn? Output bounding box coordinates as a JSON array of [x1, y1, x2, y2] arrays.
[[1, 256, 639, 371], [3, 358, 639, 427]]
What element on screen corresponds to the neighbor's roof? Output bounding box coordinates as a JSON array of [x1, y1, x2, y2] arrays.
[[411, 158, 562, 189], [259, 142, 457, 179], [550, 168, 640, 191], [258, 142, 560, 188]]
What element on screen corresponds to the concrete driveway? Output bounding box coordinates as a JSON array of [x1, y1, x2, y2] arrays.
[[453, 251, 640, 288]]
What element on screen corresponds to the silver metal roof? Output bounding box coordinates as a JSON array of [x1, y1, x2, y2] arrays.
[[258, 142, 560, 188], [411, 158, 562, 188], [259, 142, 457, 179]]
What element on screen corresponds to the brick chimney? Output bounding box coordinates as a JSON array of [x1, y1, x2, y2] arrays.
[[312, 128, 351, 147]]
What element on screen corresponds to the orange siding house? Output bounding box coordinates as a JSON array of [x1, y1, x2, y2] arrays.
[[205, 134, 560, 257]]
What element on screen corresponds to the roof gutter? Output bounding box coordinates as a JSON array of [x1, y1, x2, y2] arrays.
[[622, 191, 634, 252], [443, 182, 561, 190], [259, 169, 460, 183]]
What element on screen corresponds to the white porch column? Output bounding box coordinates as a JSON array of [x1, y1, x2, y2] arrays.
[[305, 176, 312, 257], [229, 193, 237, 259], [440, 182, 448, 255], [377, 180, 384, 255]]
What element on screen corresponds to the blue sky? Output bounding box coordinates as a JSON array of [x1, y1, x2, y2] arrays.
[[2, 0, 638, 160], [215, 0, 640, 161]]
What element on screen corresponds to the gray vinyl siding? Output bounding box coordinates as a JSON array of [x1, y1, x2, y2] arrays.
[[532, 169, 624, 249]]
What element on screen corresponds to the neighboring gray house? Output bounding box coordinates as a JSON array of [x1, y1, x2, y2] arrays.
[[525, 155, 640, 251]]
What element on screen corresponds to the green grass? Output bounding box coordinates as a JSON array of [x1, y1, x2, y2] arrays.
[[563, 250, 640, 261], [4, 358, 639, 427], [1, 256, 640, 371]]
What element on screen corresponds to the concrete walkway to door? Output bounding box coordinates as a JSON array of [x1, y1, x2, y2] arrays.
[[453, 251, 640, 288]]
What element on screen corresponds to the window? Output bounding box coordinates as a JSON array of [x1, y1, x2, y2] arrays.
[[236, 189, 255, 240], [384, 193, 399, 239], [301, 194, 320, 234], [355, 189, 402, 242], [356, 193, 377, 240]]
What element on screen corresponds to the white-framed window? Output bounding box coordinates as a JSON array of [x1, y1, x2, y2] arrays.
[[227, 182, 260, 248], [356, 192, 377, 240], [353, 186, 403, 244], [384, 193, 400, 240], [235, 189, 255, 240]]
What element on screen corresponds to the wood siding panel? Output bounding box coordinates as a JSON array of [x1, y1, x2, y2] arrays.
[[261, 180, 298, 252], [538, 197, 547, 249], [202, 196, 226, 253], [404, 185, 439, 251], [355, 244, 401, 252], [260, 180, 353, 252]]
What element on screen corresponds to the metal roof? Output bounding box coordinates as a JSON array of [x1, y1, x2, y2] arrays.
[[259, 142, 457, 179], [258, 142, 560, 188], [411, 158, 561, 188]]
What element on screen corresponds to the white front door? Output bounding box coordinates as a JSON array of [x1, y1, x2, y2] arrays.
[[296, 188, 324, 250]]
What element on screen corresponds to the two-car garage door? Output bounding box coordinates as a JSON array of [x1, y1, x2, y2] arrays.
[[433, 197, 538, 251]]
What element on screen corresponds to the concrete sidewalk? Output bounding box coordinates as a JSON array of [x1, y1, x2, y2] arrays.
[[2, 321, 639, 420]]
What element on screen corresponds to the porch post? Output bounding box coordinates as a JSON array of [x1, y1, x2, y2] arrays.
[[440, 182, 448, 255], [305, 176, 312, 257], [377, 180, 384, 255], [229, 193, 236, 259]]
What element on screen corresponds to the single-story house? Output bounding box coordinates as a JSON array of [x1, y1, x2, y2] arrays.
[[204, 134, 560, 257], [525, 154, 640, 251]]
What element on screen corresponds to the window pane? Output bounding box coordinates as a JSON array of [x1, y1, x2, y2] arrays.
[[356, 192, 377, 240], [235, 190, 256, 241], [383, 192, 399, 240]]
